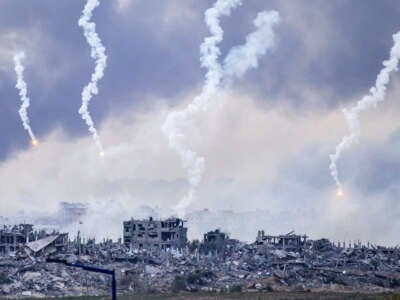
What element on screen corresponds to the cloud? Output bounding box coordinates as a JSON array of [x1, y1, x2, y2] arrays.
[[1, 85, 400, 244]]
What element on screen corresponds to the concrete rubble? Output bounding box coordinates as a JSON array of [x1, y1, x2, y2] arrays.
[[0, 223, 399, 297]]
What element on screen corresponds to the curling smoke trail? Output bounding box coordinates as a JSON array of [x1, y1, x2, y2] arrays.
[[162, 0, 280, 216], [78, 0, 107, 155], [223, 10, 280, 82], [13, 51, 37, 144], [329, 32, 400, 188], [162, 0, 242, 216]]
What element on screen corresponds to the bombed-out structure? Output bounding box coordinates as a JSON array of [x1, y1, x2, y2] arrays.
[[123, 217, 187, 251], [1, 215, 400, 297], [25, 233, 69, 256], [256, 230, 307, 250], [0, 224, 33, 254], [201, 229, 229, 254], [0, 224, 68, 255]]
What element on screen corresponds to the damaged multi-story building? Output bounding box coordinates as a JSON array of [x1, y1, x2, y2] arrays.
[[256, 230, 307, 250], [201, 229, 229, 255], [123, 217, 187, 251], [0, 224, 68, 256], [0, 224, 34, 254]]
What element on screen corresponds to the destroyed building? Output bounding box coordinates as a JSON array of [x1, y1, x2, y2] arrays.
[[1, 219, 400, 297], [123, 217, 187, 251], [201, 229, 229, 254], [0, 224, 34, 254], [256, 230, 307, 250], [0, 224, 68, 256], [24, 233, 68, 257]]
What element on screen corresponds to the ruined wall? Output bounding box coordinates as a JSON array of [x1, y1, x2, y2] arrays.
[[123, 217, 187, 251]]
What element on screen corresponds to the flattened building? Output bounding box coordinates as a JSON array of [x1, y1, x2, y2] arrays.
[[123, 217, 187, 251]]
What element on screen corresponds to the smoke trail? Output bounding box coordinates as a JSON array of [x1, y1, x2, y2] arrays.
[[163, 0, 280, 216], [329, 32, 400, 188], [78, 0, 107, 155], [13, 51, 37, 145], [163, 0, 242, 216], [222, 10, 280, 81]]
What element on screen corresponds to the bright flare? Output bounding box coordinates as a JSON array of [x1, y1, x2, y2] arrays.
[[31, 139, 38, 146], [99, 151, 105, 157], [336, 188, 344, 197]]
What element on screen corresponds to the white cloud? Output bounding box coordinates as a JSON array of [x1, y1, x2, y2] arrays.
[[1, 85, 400, 243]]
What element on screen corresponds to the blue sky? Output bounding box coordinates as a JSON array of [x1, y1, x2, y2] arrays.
[[1, 0, 400, 243]]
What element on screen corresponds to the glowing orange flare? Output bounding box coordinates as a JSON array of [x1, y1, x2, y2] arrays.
[[31, 139, 38, 146], [336, 188, 344, 197]]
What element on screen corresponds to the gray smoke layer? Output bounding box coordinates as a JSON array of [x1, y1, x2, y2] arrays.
[[329, 32, 400, 188], [78, 0, 107, 155], [162, 0, 280, 216], [13, 51, 36, 142]]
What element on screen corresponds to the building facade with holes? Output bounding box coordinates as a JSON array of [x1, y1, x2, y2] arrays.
[[123, 217, 188, 251]]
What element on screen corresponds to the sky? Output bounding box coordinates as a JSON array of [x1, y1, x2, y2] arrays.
[[1, 0, 400, 245]]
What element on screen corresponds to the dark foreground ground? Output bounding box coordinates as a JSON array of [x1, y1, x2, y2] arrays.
[[9, 292, 400, 300]]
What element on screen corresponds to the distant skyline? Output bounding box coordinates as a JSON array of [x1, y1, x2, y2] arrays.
[[0, 0, 400, 244]]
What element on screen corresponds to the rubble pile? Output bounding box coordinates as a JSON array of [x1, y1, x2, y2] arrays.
[[0, 256, 111, 297], [0, 234, 399, 297]]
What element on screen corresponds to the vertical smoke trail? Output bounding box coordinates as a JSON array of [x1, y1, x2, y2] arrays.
[[329, 32, 400, 189], [162, 0, 280, 216], [162, 0, 242, 216], [13, 51, 37, 146], [78, 0, 107, 156]]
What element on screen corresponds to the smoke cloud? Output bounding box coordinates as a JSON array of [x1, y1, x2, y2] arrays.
[[13, 51, 37, 144], [329, 32, 400, 188], [78, 0, 107, 155], [162, 0, 242, 216], [162, 0, 280, 216]]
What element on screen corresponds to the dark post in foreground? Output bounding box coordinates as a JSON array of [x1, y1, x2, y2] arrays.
[[46, 258, 116, 300]]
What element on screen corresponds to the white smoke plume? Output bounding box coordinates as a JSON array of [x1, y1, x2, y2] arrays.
[[78, 0, 107, 155], [13, 51, 37, 144], [162, 0, 280, 216], [329, 32, 400, 188], [222, 10, 280, 81]]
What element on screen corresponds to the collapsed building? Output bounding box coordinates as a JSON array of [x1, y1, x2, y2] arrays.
[[24, 233, 69, 257], [256, 230, 307, 250], [1, 218, 400, 297], [201, 229, 229, 255], [0, 224, 68, 256], [0, 224, 37, 254], [123, 217, 187, 251]]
